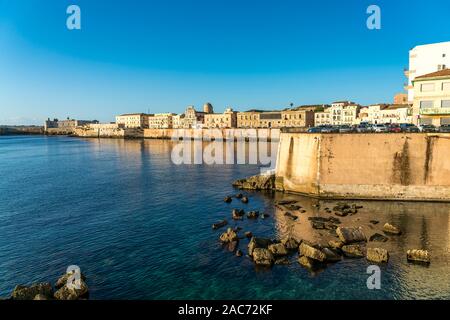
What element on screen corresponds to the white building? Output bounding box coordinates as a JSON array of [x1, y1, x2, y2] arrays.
[[405, 41, 450, 102], [359, 104, 412, 124]]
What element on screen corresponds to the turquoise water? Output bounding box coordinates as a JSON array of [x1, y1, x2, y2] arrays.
[[1, 135, 450, 299]]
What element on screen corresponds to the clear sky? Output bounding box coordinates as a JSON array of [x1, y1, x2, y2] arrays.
[[1, 0, 449, 125]]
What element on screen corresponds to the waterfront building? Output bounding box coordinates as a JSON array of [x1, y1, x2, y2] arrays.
[[171, 106, 205, 129], [412, 69, 450, 126], [115, 113, 152, 129], [394, 93, 408, 105], [44, 118, 98, 131], [204, 108, 237, 128], [359, 104, 412, 124], [236, 109, 314, 128], [203, 102, 214, 114], [314, 111, 332, 126], [405, 41, 450, 102], [148, 113, 176, 129]]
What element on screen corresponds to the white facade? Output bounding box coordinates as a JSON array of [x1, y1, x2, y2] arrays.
[[406, 41, 450, 102]]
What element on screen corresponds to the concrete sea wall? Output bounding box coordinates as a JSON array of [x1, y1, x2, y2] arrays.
[[275, 133, 450, 201]]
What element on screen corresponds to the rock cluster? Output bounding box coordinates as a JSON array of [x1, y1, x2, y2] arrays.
[[9, 269, 89, 300], [232, 174, 275, 191]]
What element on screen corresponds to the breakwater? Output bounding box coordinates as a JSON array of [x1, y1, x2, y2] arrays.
[[0, 126, 44, 135], [275, 132, 450, 201]]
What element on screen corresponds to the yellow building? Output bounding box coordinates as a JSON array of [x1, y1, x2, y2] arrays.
[[148, 113, 176, 129], [237, 110, 314, 128], [204, 108, 237, 128], [412, 69, 450, 126], [115, 113, 151, 129]]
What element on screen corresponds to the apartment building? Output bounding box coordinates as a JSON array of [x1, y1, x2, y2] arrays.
[[204, 108, 237, 128], [237, 109, 314, 128], [405, 41, 450, 102], [115, 113, 152, 129], [315, 102, 360, 126], [359, 104, 411, 124], [148, 113, 176, 129], [412, 69, 450, 126]]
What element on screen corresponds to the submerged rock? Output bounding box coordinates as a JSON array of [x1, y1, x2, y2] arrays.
[[336, 227, 367, 244], [244, 231, 253, 239], [236, 249, 243, 257], [252, 248, 274, 266], [298, 256, 323, 270], [232, 174, 275, 190], [11, 283, 53, 300], [407, 249, 430, 264], [341, 244, 366, 258], [268, 243, 288, 256], [367, 248, 389, 263], [232, 209, 245, 220], [224, 196, 232, 203], [219, 228, 238, 243], [212, 219, 228, 230], [235, 193, 243, 199], [247, 211, 259, 219], [274, 257, 290, 265], [369, 233, 389, 242], [228, 240, 239, 252], [383, 223, 402, 235], [241, 196, 249, 204], [299, 241, 326, 262]]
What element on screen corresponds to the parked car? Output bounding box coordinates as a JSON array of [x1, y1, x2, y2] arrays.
[[356, 123, 373, 133], [400, 123, 420, 133], [338, 125, 354, 133], [439, 124, 450, 133], [420, 124, 438, 133], [320, 125, 339, 133], [307, 127, 322, 133], [372, 124, 388, 133], [387, 124, 402, 133]]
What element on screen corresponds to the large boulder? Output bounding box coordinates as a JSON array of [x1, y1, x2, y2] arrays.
[[232, 209, 245, 220], [367, 248, 389, 263], [322, 247, 342, 262], [341, 244, 366, 258], [336, 227, 367, 244], [407, 249, 430, 264], [299, 241, 326, 262], [232, 174, 275, 190], [252, 248, 274, 266], [11, 283, 53, 300], [219, 228, 238, 243], [328, 240, 344, 249], [369, 233, 389, 242], [54, 270, 89, 300], [268, 243, 288, 256], [248, 237, 272, 256], [383, 223, 402, 235]]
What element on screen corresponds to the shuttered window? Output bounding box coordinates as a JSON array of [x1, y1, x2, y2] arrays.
[[421, 83, 435, 92], [420, 101, 434, 108]]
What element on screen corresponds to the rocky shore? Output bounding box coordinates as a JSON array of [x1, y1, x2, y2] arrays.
[[5, 268, 89, 301], [213, 174, 432, 273]]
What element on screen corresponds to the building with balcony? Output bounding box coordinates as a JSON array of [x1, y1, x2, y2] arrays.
[[115, 113, 152, 129], [237, 109, 314, 128], [204, 108, 237, 128], [148, 113, 176, 129], [405, 41, 450, 102], [412, 69, 450, 126]]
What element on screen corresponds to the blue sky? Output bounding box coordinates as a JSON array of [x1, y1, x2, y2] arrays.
[[1, 0, 449, 124]]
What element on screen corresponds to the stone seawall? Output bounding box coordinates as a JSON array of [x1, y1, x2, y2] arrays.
[[275, 133, 450, 201], [144, 128, 282, 140]]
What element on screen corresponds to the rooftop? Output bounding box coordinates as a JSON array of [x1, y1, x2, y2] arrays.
[[415, 69, 450, 80]]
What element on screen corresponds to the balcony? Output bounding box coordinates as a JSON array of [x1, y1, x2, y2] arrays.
[[420, 107, 450, 115]]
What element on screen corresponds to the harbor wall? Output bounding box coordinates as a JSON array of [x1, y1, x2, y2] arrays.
[[275, 132, 450, 201]]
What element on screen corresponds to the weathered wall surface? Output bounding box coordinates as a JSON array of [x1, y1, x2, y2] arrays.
[[275, 133, 450, 201], [0, 126, 44, 135], [74, 127, 143, 138]]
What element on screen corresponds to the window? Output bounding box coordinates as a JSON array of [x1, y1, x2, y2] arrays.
[[441, 100, 450, 108], [443, 82, 450, 91], [421, 83, 435, 92], [443, 54, 447, 58], [420, 101, 434, 108]]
